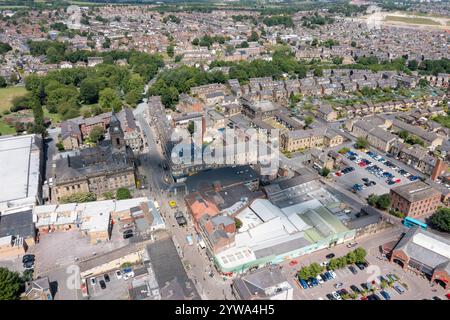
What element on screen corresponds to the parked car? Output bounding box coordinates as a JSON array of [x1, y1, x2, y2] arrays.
[[380, 290, 391, 300], [23, 261, 34, 270], [316, 275, 324, 284], [326, 253, 335, 259], [320, 274, 328, 282], [326, 293, 335, 300], [348, 265, 358, 275], [104, 274, 110, 282], [115, 270, 122, 279], [299, 279, 308, 289], [329, 271, 337, 279], [432, 296, 441, 300], [90, 277, 96, 286], [123, 231, 134, 239], [367, 294, 381, 300], [393, 284, 406, 295], [22, 254, 35, 264], [356, 263, 365, 271], [331, 291, 342, 300], [350, 285, 361, 294], [99, 280, 106, 289]]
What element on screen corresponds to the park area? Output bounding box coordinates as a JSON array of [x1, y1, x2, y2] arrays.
[[0, 86, 27, 135]]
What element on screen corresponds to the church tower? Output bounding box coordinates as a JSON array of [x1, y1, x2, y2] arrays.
[[109, 109, 125, 150]]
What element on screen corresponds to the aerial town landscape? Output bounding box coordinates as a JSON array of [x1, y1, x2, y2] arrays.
[[0, 0, 449, 304]]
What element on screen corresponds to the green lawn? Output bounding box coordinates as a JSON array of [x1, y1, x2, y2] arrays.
[[385, 15, 440, 26], [43, 107, 62, 125], [0, 86, 27, 113], [0, 119, 16, 135]]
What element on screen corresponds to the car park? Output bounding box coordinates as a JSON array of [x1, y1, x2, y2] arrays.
[[115, 270, 122, 279], [104, 274, 110, 282], [326, 293, 335, 300], [90, 277, 96, 286], [99, 280, 106, 289], [320, 274, 329, 282], [334, 282, 344, 289], [329, 271, 337, 279], [356, 263, 365, 270]]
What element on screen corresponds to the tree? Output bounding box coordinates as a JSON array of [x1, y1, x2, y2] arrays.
[[125, 89, 142, 107], [354, 247, 367, 264], [328, 258, 338, 270], [191, 38, 199, 46], [345, 251, 357, 264], [88, 126, 105, 143], [428, 207, 450, 233], [167, 45, 174, 58], [116, 187, 131, 200], [313, 67, 323, 77], [0, 267, 22, 300], [398, 130, 409, 140], [297, 266, 311, 280], [235, 218, 242, 230], [355, 137, 369, 149], [304, 116, 313, 128], [309, 262, 323, 277], [368, 194, 378, 207], [320, 167, 330, 177], [80, 78, 101, 104], [248, 30, 259, 42], [407, 60, 418, 71], [187, 121, 195, 135], [0, 76, 6, 88], [377, 194, 391, 210], [99, 88, 122, 112], [102, 191, 114, 200], [350, 41, 357, 47]]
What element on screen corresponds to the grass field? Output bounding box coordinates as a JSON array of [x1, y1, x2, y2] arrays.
[[0, 119, 15, 135], [0, 86, 27, 113], [385, 15, 441, 26]]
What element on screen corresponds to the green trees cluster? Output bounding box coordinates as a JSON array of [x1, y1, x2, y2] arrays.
[[428, 207, 450, 233], [0, 42, 12, 55], [0, 267, 22, 300], [59, 192, 96, 204], [355, 137, 369, 149], [162, 14, 181, 24], [23, 52, 162, 120], [192, 35, 226, 48], [149, 65, 227, 108], [418, 58, 450, 76], [398, 130, 424, 147], [301, 14, 334, 28], [263, 15, 294, 28], [367, 194, 391, 210], [116, 187, 132, 200]]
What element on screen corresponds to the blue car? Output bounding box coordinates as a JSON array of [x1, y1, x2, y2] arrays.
[[380, 290, 391, 300], [324, 272, 332, 280], [299, 278, 308, 289], [310, 277, 319, 287], [408, 175, 418, 181]]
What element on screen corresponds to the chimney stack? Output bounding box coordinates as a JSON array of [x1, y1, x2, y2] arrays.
[[431, 158, 447, 181]]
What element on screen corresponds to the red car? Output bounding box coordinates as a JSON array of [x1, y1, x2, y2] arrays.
[[289, 260, 298, 266], [335, 172, 342, 177], [360, 296, 368, 300], [395, 178, 401, 183], [446, 293, 450, 300]]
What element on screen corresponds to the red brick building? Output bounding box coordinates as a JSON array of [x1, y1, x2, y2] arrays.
[[390, 226, 449, 289], [390, 181, 441, 217]]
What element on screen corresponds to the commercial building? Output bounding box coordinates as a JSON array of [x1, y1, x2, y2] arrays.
[[390, 226, 450, 289], [0, 134, 43, 212], [232, 267, 293, 300], [203, 176, 355, 274], [52, 111, 136, 202], [0, 207, 36, 258], [390, 181, 441, 217], [280, 127, 343, 152]]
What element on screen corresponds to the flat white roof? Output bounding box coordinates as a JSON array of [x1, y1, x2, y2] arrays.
[[0, 135, 41, 206], [413, 233, 450, 259]]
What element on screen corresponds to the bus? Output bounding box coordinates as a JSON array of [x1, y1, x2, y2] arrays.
[[402, 217, 427, 230]]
